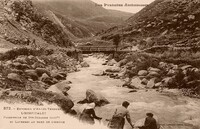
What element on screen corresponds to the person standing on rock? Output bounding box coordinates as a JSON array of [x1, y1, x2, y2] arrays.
[[79, 102, 102, 125], [108, 101, 134, 129]]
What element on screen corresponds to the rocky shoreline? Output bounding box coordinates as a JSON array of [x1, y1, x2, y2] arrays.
[[0, 47, 84, 113], [91, 53, 200, 99], [1, 51, 200, 113]]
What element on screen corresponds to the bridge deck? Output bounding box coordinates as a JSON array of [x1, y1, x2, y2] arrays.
[[77, 46, 132, 52]]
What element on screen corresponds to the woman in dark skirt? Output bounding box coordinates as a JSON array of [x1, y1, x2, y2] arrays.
[[79, 102, 102, 125]]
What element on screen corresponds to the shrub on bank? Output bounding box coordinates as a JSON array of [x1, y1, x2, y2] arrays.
[[121, 52, 160, 71], [0, 47, 54, 61]]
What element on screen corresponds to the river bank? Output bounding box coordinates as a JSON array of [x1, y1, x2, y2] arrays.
[[67, 55, 200, 129]]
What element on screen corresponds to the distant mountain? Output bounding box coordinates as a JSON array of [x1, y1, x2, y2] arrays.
[[32, 0, 133, 38], [33, 0, 131, 20], [100, 0, 200, 50]]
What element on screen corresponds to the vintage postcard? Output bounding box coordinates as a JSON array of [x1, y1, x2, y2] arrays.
[[0, 0, 200, 129]]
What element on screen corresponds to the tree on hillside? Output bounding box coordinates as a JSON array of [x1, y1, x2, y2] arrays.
[[113, 34, 121, 52]]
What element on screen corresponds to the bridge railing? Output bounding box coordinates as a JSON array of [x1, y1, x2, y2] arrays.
[[77, 46, 116, 52]]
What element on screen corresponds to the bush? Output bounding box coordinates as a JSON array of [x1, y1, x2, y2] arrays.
[[0, 47, 54, 61], [123, 52, 160, 70]]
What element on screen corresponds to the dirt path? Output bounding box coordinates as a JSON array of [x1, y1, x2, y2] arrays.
[[0, 38, 16, 53], [67, 56, 200, 129]]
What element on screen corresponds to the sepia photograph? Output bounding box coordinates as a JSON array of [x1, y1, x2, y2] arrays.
[[0, 0, 200, 129]]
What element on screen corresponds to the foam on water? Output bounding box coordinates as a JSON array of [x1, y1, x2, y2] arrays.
[[0, 102, 109, 129]]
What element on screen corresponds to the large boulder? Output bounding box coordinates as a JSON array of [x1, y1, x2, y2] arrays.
[[118, 72, 125, 78], [167, 69, 176, 76], [130, 77, 145, 89], [31, 89, 74, 113], [47, 81, 71, 95], [138, 70, 148, 76], [141, 78, 148, 85], [58, 72, 67, 78], [109, 73, 118, 79], [80, 61, 90, 67], [188, 14, 195, 20], [7, 73, 21, 82], [14, 56, 28, 64], [82, 54, 89, 58], [51, 72, 66, 81], [12, 62, 21, 67], [28, 55, 37, 61], [146, 78, 156, 88], [0, 89, 10, 98], [172, 65, 178, 70], [92, 71, 104, 76], [25, 69, 38, 81], [116, 59, 128, 67], [154, 82, 162, 88], [117, 67, 126, 77], [10, 69, 23, 75], [86, 89, 109, 106], [4, 60, 12, 67], [32, 62, 45, 69], [12, 62, 30, 70], [36, 68, 51, 77], [40, 73, 50, 81], [107, 59, 117, 66], [126, 61, 133, 67], [148, 67, 161, 73], [40, 73, 55, 85], [181, 65, 193, 70], [162, 77, 174, 87], [105, 67, 121, 73], [25, 81, 47, 91], [147, 71, 160, 77], [106, 54, 113, 60], [78, 89, 109, 106]]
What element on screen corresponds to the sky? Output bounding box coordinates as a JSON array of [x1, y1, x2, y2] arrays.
[[32, 0, 155, 14], [91, 0, 155, 13]]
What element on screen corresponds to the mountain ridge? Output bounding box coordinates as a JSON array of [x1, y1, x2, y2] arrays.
[[32, 0, 133, 38]]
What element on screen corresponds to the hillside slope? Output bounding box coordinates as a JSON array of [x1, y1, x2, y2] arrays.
[[0, 0, 74, 49], [100, 0, 200, 50]]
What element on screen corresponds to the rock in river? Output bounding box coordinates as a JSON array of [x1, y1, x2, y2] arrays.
[[78, 89, 109, 106], [80, 61, 90, 67]]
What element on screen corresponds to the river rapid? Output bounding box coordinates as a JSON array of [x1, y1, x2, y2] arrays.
[[67, 55, 200, 129]]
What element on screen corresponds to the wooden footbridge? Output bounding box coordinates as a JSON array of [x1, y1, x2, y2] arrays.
[[77, 45, 133, 53]]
